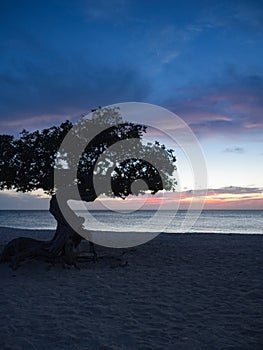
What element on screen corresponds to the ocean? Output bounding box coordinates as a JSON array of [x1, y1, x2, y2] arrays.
[[0, 210, 262, 234]]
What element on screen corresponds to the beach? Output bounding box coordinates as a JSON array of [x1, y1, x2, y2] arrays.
[[0, 227, 262, 349]]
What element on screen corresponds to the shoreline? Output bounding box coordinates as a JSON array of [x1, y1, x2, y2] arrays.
[[0, 225, 262, 241]]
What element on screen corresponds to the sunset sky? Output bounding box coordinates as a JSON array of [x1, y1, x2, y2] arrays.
[[0, 0, 263, 210]]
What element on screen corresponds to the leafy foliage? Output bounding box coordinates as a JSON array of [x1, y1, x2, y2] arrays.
[[0, 122, 72, 193], [0, 108, 177, 200]]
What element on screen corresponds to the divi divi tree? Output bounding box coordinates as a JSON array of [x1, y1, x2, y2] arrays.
[[0, 107, 177, 268]]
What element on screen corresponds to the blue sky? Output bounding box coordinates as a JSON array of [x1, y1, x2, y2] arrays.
[[0, 0, 263, 209]]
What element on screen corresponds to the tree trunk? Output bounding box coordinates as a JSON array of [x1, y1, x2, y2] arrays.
[[0, 195, 96, 269]]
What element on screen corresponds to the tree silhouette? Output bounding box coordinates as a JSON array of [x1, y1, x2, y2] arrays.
[[0, 107, 176, 268]]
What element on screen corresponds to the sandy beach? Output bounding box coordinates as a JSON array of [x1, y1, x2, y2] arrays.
[[0, 227, 262, 349]]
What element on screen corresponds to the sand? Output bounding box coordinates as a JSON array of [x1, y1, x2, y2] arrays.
[[0, 227, 262, 349]]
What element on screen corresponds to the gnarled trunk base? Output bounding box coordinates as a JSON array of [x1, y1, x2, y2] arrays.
[[0, 196, 96, 270]]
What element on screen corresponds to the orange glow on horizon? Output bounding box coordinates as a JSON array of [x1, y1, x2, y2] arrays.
[[101, 190, 263, 210], [2, 188, 263, 211]]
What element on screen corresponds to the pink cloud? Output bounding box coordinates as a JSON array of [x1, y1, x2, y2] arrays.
[[164, 73, 263, 138]]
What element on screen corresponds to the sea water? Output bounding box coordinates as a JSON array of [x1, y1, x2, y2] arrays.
[[0, 210, 262, 234]]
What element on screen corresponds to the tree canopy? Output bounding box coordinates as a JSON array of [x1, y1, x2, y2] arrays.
[[0, 107, 177, 201]]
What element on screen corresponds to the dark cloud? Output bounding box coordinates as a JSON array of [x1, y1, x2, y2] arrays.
[[0, 1, 152, 133], [198, 0, 263, 32], [183, 186, 263, 197], [0, 53, 151, 132], [1, 0, 262, 140], [1, 185, 261, 210], [210, 186, 262, 195], [84, 0, 131, 22], [0, 192, 49, 210], [223, 147, 244, 154], [165, 69, 263, 138]]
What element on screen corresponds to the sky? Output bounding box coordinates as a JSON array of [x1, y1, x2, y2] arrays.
[[0, 0, 263, 210]]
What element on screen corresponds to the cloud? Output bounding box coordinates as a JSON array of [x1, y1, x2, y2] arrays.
[[198, 1, 263, 32], [0, 185, 262, 210], [84, 0, 131, 22], [231, 1, 263, 30], [223, 147, 244, 154], [1, 1, 262, 140], [206, 186, 263, 195], [0, 54, 151, 132], [145, 22, 207, 70], [0, 190, 50, 210], [202, 186, 263, 210], [164, 69, 263, 138], [161, 51, 179, 65], [179, 186, 263, 210]]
